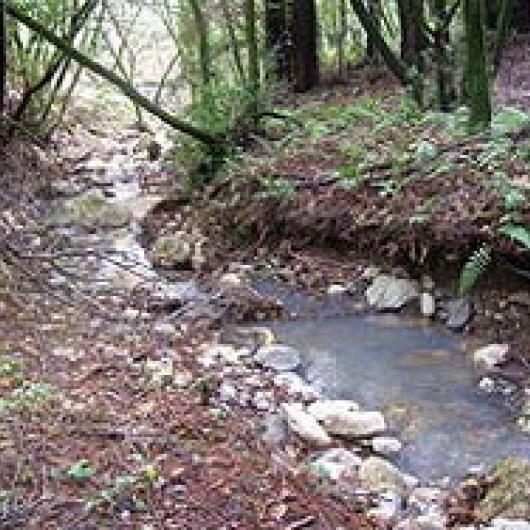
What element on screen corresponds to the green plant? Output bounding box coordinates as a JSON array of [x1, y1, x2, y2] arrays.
[[499, 224, 530, 249], [458, 244, 492, 296], [66, 459, 95, 481]]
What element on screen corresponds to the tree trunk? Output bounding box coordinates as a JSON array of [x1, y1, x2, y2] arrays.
[[188, 0, 210, 89], [433, 0, 456, 111], [366, 0, 380, 62], [265, 0, 289, 80], [220, 0, 245, 82], [291, 0, 319, 92], [464, 0, 491, 129], [5, 1, 221, 145], [338, 0, 347, 77], [0, 0, 5, 115], [348, 0, 411, 89], [245, 0, 259, 118]]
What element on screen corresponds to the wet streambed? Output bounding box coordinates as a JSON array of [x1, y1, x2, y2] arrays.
[[271, 314, 530, 480]]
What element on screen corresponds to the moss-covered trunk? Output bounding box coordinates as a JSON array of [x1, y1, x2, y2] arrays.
[[464, 0, 491, 130]]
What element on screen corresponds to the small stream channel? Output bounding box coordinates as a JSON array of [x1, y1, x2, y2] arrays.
[[271, 314, 530, 481]]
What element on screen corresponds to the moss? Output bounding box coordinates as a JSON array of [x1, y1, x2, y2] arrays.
[[478, 457, 530, 521]]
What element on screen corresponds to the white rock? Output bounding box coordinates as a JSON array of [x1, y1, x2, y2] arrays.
[[420, 292, 436, 317], [366, 275, 418, 311], [282, 403, 331, 446], [219, 382, 237, 402], [274, 372, 320, 400], [327, 284, 348, 295], [321, 410, 386, 439], [479, 376, 495, 393], [307, 400, 360, 422], [368, 491, 402, 520], [310, 448, 362, 481], [359, 456, 407, 491], [252, 391, 273, 411], [255, 344, 301, 371], [473, 344, 509, 371], [372, 437, 402, 456], [218, 272, 244, 290], [489, 519, 530, 530]]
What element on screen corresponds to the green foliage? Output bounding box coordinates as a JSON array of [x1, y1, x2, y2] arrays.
[[491, 107, 530, 137], [0, 381, 55, 413], [66, 459, 95, 481], [458, 244, 491, 296], [499, 224, 530, 249]]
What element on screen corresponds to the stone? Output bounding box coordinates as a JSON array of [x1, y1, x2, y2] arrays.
[[420, 292, 436, 318], [359, 456, 408, 491], [445, 298, 472, 330], [219, 382, 237, 403], [252, 391, 273, 411], [151, 233, 193, 269], [327, 284, 348, 295], [489, 519, 530, 530], [307, 400, 360, 422], [368, 491, 402, 520], [366, 275, 418, 311], [282, 403, 331, 446], [259, 413, 288, 445], [310, 448, 362, 481], [255, 345, 302, 372], [372, 436, 402, 457], [478, 376, 495, 393], [218, 273, 245, 290], [473, 344, 509, 371], [478, 458, 530, 520], [320, 410, 386, 439], [145, 358, 173, 385], [273, 372, 320, 400]]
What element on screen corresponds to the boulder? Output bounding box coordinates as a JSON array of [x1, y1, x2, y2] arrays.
[[320, 410, 386, 439], [273, 372, 320, 400], [489, 519, 530, 530], [282, 403, 331, 446], [255, 344, 302, 372], [366, 275, 418, 311], [372, 436, 402, 457], [151, 233, 193, 269], [420, 292, 436, 318], [307, 400, 360, 422], [445, 298, 472, 330], [310, 448, 362, 481], [473, 344, 509, 371], [359, 456, 408, 491]]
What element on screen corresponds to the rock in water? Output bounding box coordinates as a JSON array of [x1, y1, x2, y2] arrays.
[[445, 298, 472, 330], [372, 437, 402, 457], [310, 448, 362, 481], [282, 403, 331, 446], [320, 410, 386, 439], [151, 233, 193, 269], [473, 344, 509, 371], [274, 372, 320, 400], [359, 456, 408, 491], [307, 400, 360, 422], [420, 292, 436, 317], [255, 345, 302, 371], [366, 275, 418, 311]]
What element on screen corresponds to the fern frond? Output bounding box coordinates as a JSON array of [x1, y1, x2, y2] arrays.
[[458, 244, 492, 296]]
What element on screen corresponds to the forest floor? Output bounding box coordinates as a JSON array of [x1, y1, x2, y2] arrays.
[[1, 57, 530, 528]]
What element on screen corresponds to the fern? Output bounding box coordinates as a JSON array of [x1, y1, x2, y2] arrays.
[[498, 224, 530, 249], [458, 244, 492, 296]]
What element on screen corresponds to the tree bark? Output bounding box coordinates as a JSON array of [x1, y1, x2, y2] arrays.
[[291, 0, 319, 92], [188, 0, 210, 89], [245, 0, 259, 117], [5, 1, 221, 145], [464, 0, 491, 129], [0, 0, 5, 115], [265, 0, 289, 80]]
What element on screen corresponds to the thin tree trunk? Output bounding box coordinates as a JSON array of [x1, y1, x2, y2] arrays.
[[245, 0, 259, 118], [5, 1, 221, 145], [0, 0, 5, 115], [366, 0, 380, 62], [338, 0, 346, 77], [464, 0, 491, 129], [348, 0, 411, 89], [493, 0, 512, 75], [265, 0, 289, 80], [220, 0, 245, 82], [188, 0, 210, 89]]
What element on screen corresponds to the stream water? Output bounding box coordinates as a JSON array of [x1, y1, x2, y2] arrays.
[[272, 314, 530, 481]]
